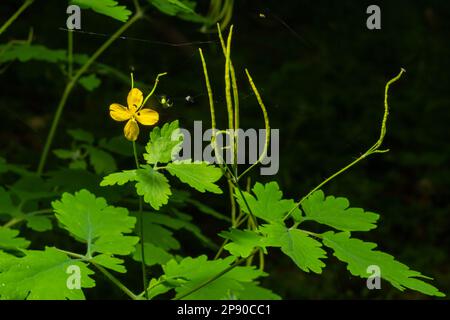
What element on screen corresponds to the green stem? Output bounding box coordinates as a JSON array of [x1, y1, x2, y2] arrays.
[[0, 0, 34, 36], [133, 141, 148, 299], [142, 73, 167, 108], [213, 238, 229, 260], [37, 13, 142, 175]]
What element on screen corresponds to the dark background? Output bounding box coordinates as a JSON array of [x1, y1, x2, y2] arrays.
[[0, 0, 449, 299]]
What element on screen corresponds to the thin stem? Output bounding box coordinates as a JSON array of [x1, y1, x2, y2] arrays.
[[283, 68, 406, 220], [0, 0, 34, 36], [55, 248, 141, 300], [37, 13, 142, 175], [133, 141, 148, 299], [2, 209, 53, 228], [217, 23, 239, 176]]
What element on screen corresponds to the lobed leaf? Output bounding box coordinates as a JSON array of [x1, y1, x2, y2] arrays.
[[0, 247, 95, 300], [79, 74, 101, 92], [144, 120, 183, 164]]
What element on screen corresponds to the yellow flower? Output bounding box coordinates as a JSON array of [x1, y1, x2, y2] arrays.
[[109, 88, 159, 141]]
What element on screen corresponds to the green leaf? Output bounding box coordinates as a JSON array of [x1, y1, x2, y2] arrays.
[[91, 254, 126, 273], [100, 169, 137, 186], [0, 247, 95, 300], [166, 161, 222, 194], [136, 219, 180, 251], [25, 216, 53, 232], [161, 255, 267, 300], [52, 189, 139, 256], [148, 0, 207, 23], [238, 282, 281, 300], [133, 243, 173, 267], [301, 190, 379, 232], [67, 129, 94, 144], [0, 227, 30, 250], [235, 182, 299, 223], [47, 169, 123, 201], [86, 146, 117, 174], [219, 229, 267, 258], [144, 120, 183, 164], [99, 135, 136, 156], [135, 168, 172, 210], [0, 44, 66, 64], [148, 0, 195, 16], [260, 224, 327, 274], [139, 212, 214, 248], [0, 157, 32, 176], [322, 231, 445, 297], [71, 0, 132, 22], [79, 74, 101, 92]]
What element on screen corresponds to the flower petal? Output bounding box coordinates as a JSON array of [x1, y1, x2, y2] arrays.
[[110, 103, 132, 122], [127, 88, 144, 112], [135, 108, 159, 126], [124, 119, 140, 141]]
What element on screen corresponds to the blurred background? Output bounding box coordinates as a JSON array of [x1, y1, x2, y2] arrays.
[[0, 0, 449, 298]]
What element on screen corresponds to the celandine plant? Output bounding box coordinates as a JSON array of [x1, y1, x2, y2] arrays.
[[0, 1, 445, 299]]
